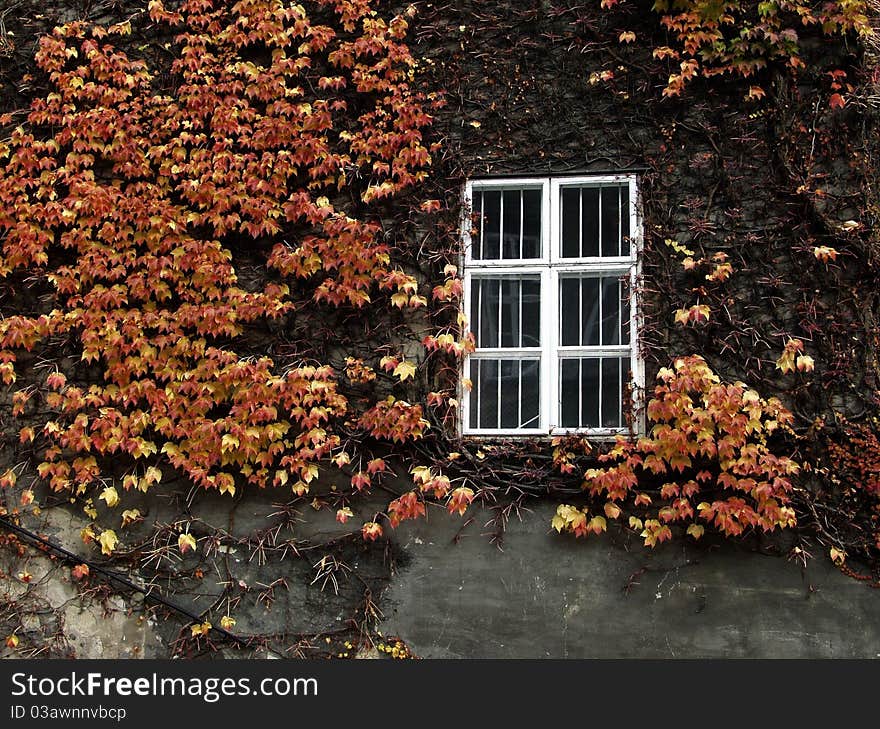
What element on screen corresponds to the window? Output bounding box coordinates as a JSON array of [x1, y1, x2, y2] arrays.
[[461, 175, 642, 436]]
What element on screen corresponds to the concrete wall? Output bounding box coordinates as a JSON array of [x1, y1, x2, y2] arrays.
[[383, 504, 880, 658]]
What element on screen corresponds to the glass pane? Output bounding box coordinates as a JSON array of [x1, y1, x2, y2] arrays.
[[477, 278, 500, 348], [521, 359, 540, 428], [522, 189, 542, 258], [582, 277, 600, 346], [471, 191, 483, 259], [560, 277, 579, 346], [601, 186, 620, 257], [500, 360, 520, 427], [521, 278, 541, 346], [502, 190, 521, 259], [478, 359, 499, 428], [470, 278, 480, 345], [469, 359, 479, 429], [582, 187, 600, 257], [481, 190, 501, 259], [582, 358, 600, 427], [621, 277, 631, 345], [601, 276, 621, 345], [500, 279, 520, 347], [561, 187, 580, 258], [560, 358, 579, 427], [601, 357, 621, 428], [620, 186, 630, 257]]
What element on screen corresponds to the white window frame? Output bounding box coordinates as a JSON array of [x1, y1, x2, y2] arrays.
[[460, 174, 644, 437]]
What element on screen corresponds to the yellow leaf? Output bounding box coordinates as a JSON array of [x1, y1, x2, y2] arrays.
[[410, 465, 433, 483], [6, 634, 20, 648], [178, 532, 197, 554], [829, 546, 845, 565], [121, 509, 141, 527], [99, 486, 119, 508], [687, 524, 705, 539], [220, 615, 236, 630], [99, 529, 118, 555], [220, 433, 239, 453], [551, 514, 566, 532], [393, 360, 417, 381], [144, 466, 162, 484]]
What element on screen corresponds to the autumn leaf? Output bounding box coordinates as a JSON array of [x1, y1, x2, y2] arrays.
[[813, 245, 838, 262], [219, 615, 236, 630], [99, 530, 118, 556], [447, 486, 475, 515], [604, 502, 621, 519], [686, 524, 705, 539], [5, 634, 19, 649], [336, 506, 354, 524], [191, 622, 211, 637], [393, 360, 417, 381], [361, 521, 383, 541], [0, 469, 15, 489], [121, 509, 141, 527], [178, 532, 197, 554], [99, 486, 120, 508], [796, 354, 814, 372], [829, 546, 846, 565], [71, 564, 90, 581]]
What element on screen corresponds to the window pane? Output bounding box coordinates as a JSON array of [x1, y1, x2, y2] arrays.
[[601, 276, 621, 345], [620, 186, 630, 257], [474, 276, 540, 349], [469, 359, 479, 430], [471, 191, 483, 259], [477, 278, 500, 348], [582, 187, 600, 257], [561, 187, 580, 258], [502, 190, 521, 259], [621, 276, 631, 345], [478, 359, 499, 428], [500, 279, 520, 347], [560, 277, 579, 346], [522, 189, 542, 258], [500, 360, 520, 427], [582, 358, 600, 427], [521, 359, 540, 427], [481, 190, 501, 259], [470, 278, 480, 346], [560, 358, 579, 427], [582, 277, 600, 346], [522, 278, 541, 346], [601, 357, 621, 428], [472, 358, 540, 429], [601, 186, 620, 257]]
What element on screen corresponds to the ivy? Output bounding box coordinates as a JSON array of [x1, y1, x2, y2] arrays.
[[0, 0, 474, 557], [601, 0, 870, 99]]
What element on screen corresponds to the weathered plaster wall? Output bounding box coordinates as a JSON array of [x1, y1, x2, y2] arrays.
[[383, 504, 880, 658]]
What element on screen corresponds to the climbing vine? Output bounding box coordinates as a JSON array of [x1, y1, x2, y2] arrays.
[[1, 0, 879, 657]]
